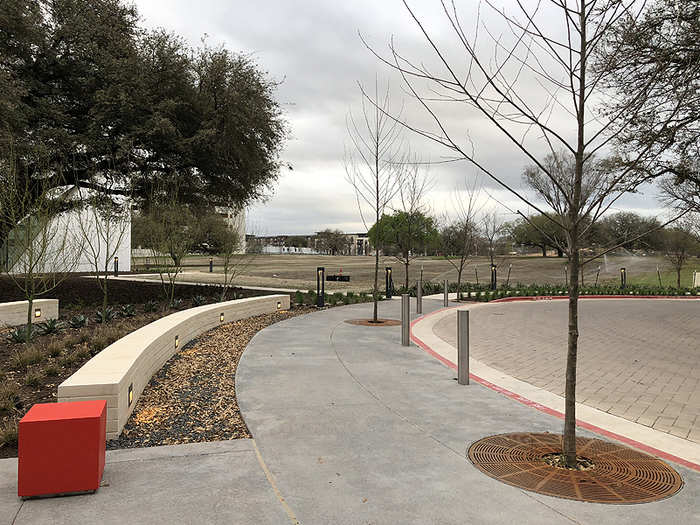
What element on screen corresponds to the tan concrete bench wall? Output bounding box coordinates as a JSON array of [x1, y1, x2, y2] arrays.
[[0, 299, 59, 328], [58, 294, 290, 440]]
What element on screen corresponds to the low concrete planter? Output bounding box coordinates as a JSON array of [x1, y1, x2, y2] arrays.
[[0, 299, 59, 328], [58, 294, 290, 440]]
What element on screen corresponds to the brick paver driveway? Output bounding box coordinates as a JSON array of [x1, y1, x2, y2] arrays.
[[432, 299, 700, 442]]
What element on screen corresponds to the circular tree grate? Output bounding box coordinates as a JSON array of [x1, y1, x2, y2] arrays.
[[344, 319, 401, 327], [468, 433, 683, 504]]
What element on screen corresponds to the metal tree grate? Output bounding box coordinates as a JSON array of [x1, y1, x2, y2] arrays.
[[344, 319, 401, 326], [468, 433, 683, 504]]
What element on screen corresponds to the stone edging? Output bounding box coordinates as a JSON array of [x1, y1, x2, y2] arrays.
[[0, 299, 58, 328], [58, 294, 290, 440]]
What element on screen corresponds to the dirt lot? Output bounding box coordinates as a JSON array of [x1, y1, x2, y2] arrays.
[[133, 253, 698, 291]]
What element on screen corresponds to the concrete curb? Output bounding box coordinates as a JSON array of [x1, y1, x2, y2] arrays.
[[410, 299, 700, 472]]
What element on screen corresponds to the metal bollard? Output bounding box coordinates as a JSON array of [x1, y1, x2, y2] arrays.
[[457, 309, 469, 385], [401, 294, 410, 346], [417, 279, 422, 314], [443, 279, 449, 307], [114, 256, 119, 277], [209, 257, 213, 273]]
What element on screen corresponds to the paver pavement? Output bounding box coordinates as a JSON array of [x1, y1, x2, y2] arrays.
[[432, 299, 700, 442]]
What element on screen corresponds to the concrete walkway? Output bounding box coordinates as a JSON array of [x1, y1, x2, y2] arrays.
[[1, 300, 698, 523], [237, 300, 699, 524]]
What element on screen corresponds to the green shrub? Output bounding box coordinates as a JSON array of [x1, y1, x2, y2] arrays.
[[0, 419, 19, 449], [44, 365, 60, 377], [94, 307, 117, 324], [6, 326, 31, 344], [143, 300, 159, 312], [23, 370, 42, 388], [170, 298, 185, 310], [294, 291, 304, 305], [120, 304, 137, 318], [37, 318, 64, 335], [59, 353, 77, 368], [191, 295, 207, 307], [68, 314, 89, 328], [9, 346, 46, 370], [47, 340, 63, 358], [0, 383, 20, 413]]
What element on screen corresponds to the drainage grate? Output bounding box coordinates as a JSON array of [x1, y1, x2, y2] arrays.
[[344, 319, 401, 327], [468, 433, 683, 504]]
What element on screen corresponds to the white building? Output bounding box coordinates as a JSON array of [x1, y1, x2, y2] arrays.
[[2, 186, 131, 274]]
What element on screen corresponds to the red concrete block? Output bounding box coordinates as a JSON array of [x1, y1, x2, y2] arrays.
[[18, 400, 106, 498]]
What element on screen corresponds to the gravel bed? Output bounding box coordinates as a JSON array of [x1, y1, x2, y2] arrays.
[[108, 306, 312, 449]]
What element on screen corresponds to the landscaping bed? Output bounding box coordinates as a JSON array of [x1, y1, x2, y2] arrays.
[[108, 306, 313, 449], [0, 276, 282, 459]]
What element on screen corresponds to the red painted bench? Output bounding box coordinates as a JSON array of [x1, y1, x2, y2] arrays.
[[18, 400, 106, 498]]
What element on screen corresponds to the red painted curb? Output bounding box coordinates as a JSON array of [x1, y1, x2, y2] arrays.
[[410, 301, 700, 473], [491, 294, 700, 303]]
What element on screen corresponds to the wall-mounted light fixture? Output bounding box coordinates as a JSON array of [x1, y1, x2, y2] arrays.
[[34, 308, 41, 318], [277, 301, 281, 309], [128, 383, 134, 406], [175, 335, 179, 348], [220, 312, 224, 322]]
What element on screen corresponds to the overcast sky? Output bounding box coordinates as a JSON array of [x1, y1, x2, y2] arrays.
[[133, 1, 664, 235]]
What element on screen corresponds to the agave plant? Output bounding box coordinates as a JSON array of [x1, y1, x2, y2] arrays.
[[191, 295, 207, 307], [6, 327, 31, 344], [94, 307, 117, 324], [68, 315, 89, 329], [120, 304, 136, 318], [37, 318, 64, 335], [143, 300, 159, 313]]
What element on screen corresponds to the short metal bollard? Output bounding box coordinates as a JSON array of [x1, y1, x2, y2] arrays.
[[416, 279, 423, 314], [209, 257, 213, 273], [401, 294, 410, 346], [114, 256, 119, 277], [457, 309, 469, 385], [443, 279, 449, 307]]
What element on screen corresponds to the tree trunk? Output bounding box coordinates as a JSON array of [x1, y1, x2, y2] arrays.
[[457, 265, 463, 301], [404, 256, 409, 290], [541, 245, 547, 257], [26, 296, 34, 342], [677, 268, 681, 288], [564, 244, 580, 466], [373, 245, 379, 322], [557, 247, 564, 257]]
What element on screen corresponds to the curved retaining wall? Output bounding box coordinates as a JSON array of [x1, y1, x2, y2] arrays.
[[58, 294, 290, 440]]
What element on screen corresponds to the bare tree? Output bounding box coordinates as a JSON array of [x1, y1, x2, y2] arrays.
[[1, 155, 81, 341], [345, 80, 402, 322], [662, 219, 700, 288], [481, 210, 508, 268], [441, 180, 482, 299], [365, 1, 691, 466], [76, 183, 131, 316]]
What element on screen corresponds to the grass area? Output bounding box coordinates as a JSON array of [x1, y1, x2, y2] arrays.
[[624, 264, 700, 288], [132, 253, 698, 292]]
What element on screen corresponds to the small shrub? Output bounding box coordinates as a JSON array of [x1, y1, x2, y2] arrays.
[[59, 353, 77, 368], [47, 340, 63, 358], [75, 348, 90, 361], [294, 291, 304, 305], [37, 318, 64, 335], [68, 314, 89, 328], [78, 331, 92, 344], [0, 383, 20, 413], [120, 304, 136, 318], [44, 365, 60, 377], [191, 295, 207, 307], [6, 326, 31, 344], [143, 300, 158, 312], [0, 419, 19, 449], [23, 371, 42, 388], [94, 307, 117, 324], [170, 298, 185, 310], [9, 346, 46, 370]]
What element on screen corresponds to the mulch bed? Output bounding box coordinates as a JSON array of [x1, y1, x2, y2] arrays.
[[0, 276, 296, 458], [344, 318, 401, 326], [108, 306, 313, 449]]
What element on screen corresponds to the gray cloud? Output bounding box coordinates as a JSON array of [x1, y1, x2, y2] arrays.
[[134, 1, 663, 235]]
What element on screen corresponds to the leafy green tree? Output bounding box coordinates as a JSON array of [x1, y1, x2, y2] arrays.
[[0, 0, 287, 251], [662, 222, 700, 288], [316, 229, 347, 255], [509, 215, 565, 257], [594, 212, 663, 252], [369, 211, 439, 289]]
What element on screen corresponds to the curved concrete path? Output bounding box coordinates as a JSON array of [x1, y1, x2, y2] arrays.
[[238, 300, 699, 524]]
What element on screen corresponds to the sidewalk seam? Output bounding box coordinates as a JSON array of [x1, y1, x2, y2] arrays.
[[252, 439, 301, 525]]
